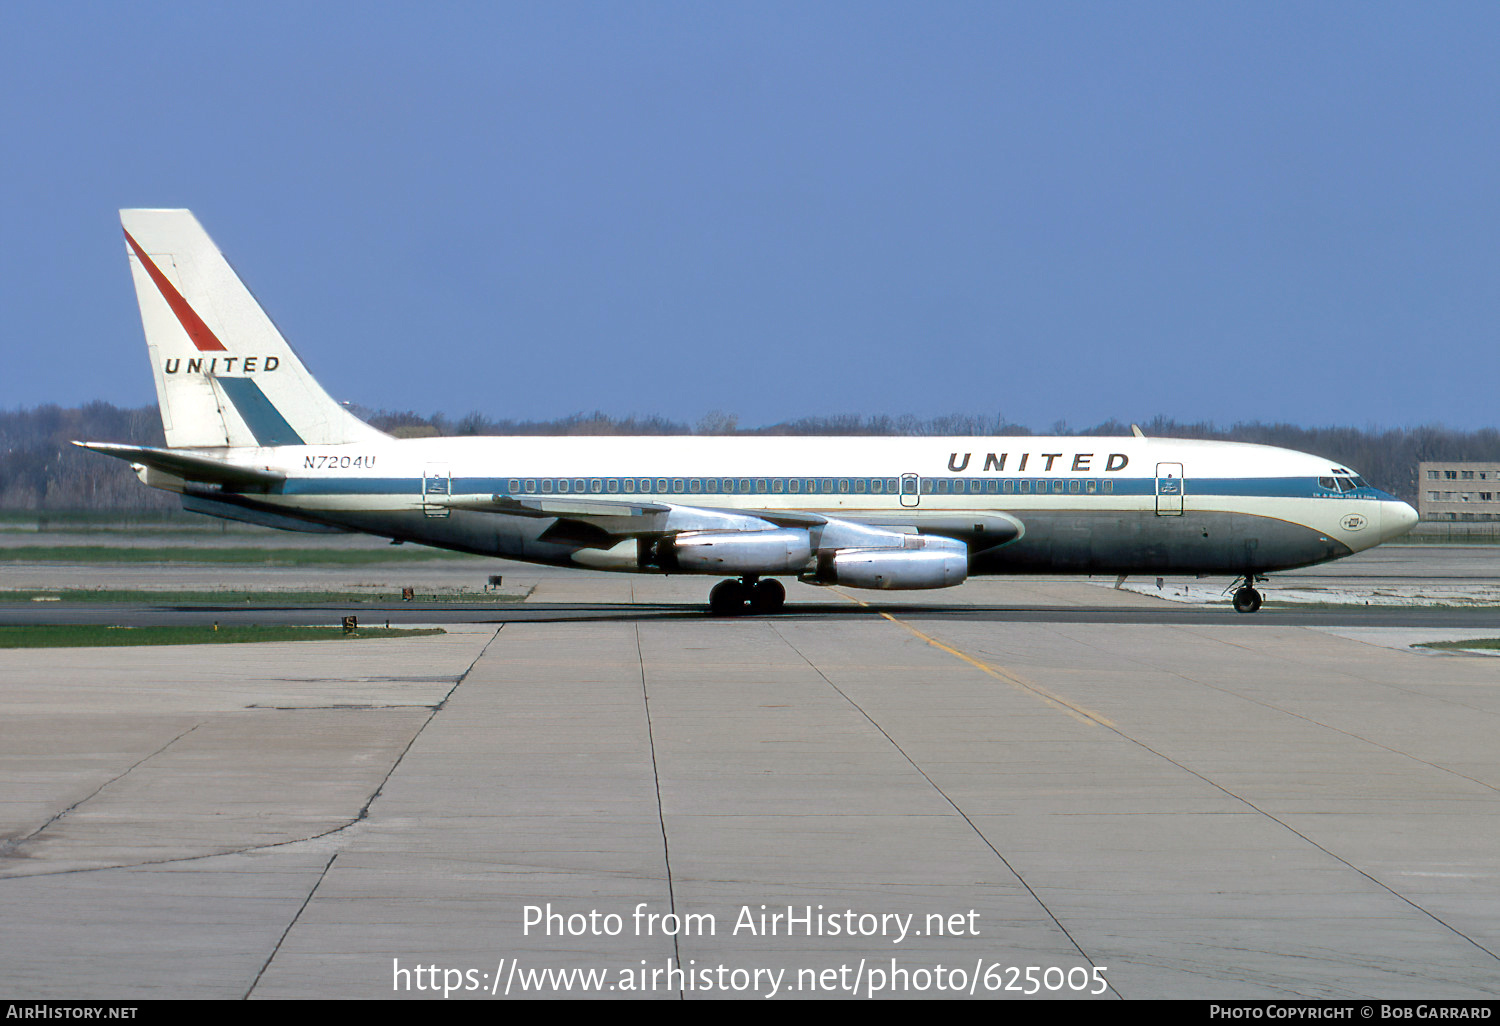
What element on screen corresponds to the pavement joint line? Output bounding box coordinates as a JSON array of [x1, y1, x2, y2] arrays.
[[833, 589, 1115, 729], [0, 627, 506, 883], [838, 593, 1500, 969], [634, 622, 683, 1000], [249, 625, 506, 994], [1175, 622, 1500, 721], [1146, 626, 1500, 799], [0, 722, 201, 861], [245, 852, 338, 1000], [953, 621, 1500, 970], [769, 621, 1121, 999]]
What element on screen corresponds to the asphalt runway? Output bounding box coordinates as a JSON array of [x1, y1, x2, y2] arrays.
[[5, 600, 1500, 630], [4, 542, 1500, 628], [2, 546, 1500, 999]]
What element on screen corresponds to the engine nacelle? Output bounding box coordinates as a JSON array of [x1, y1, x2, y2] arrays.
[[821, 548, 969, 590], [665, 528, 813, 575]]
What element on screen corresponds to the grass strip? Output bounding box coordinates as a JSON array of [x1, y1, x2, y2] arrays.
[[1413, 638, 1500, 652], [0, 546, 475, 565], [2, 589, 526, 605], [0, 625, 445, 648]]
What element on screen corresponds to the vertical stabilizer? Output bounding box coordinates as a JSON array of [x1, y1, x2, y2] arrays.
[[120, 209, 388, 448]]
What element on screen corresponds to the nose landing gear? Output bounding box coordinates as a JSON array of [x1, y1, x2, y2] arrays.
[[708, 576, 787, 616], [1230, 575, 1265, 614]]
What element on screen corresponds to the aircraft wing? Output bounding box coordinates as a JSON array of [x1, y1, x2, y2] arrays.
[[73, 442, 285, 489], [435, 493, 1023, 551], [441, 495, 672, 518], [435, 494, 778, 539]]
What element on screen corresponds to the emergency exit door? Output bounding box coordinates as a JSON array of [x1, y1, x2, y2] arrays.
[[900, 473, 921, 507]]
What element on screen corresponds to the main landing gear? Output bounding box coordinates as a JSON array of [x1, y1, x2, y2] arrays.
[[1231, 574, 1265, 614], [708, 576, 786, 616]]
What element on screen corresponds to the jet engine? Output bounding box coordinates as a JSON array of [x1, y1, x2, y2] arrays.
[[819, 548, 969, 590], [660, 528, 813, 574]]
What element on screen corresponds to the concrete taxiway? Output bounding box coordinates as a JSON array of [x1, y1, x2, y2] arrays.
[[2, 552, 1500, 999]]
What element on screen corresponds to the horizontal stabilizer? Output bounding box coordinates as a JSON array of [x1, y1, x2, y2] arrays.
[[73, 441, 285, 488]]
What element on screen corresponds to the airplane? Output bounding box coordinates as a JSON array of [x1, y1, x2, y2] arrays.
[[79, 209, 1419, 616]]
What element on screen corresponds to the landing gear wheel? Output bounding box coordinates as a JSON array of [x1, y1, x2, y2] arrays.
[[749, 578, 786, 614], [1232, 587, 1262, 614], [709, 579, 748, 616]]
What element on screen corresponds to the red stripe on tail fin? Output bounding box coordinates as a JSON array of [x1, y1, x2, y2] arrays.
[[123, 228, 227, 352]]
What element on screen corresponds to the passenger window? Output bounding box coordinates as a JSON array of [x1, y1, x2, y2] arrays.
[[854, 479, 866, 493], [1086, 480, 1097, 493], [823, 479, 835, 493], [541, 479, 554, 494], [507, 479, 520, 493], [524, 479, 537, 492], [1104, 480, 1113, 493], [839, 479, 850, 493], [558, 479, 570, 494], [1069, 480, 1080, 493], [656, 478, 668, 493], [590, 479, 603, 493], [1020, 480, 1030, 494], [1002, 480, 1013, 493], [871, 479, 883, 494], [606, 479, 619, 493], [772, 479, 784, 493]]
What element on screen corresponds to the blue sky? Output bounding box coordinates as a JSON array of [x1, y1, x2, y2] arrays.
[[3, 2, 1498, 430]]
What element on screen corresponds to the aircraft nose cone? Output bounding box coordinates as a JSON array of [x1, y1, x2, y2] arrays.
[[1384, 500, 1418, 541]]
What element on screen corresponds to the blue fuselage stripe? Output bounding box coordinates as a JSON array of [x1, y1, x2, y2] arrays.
[[275, 476, 1395, 502]]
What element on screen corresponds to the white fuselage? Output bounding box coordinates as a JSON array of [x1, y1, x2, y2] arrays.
[[154, 433, 1418, 577]]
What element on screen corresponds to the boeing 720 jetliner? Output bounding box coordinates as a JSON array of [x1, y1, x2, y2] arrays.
[[80, 210, 1419, 614]]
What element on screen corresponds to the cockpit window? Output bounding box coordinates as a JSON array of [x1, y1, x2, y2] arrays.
[[1319, 477, 1336, 490], [1336, 477, 1355, 492], [1351, 476, 1367, 488]]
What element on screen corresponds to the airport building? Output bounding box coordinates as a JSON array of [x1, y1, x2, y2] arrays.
[[1417, 461, 1500, 520]]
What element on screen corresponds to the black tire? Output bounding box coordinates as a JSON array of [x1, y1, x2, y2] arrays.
[[709, 579, 746, 616], [1232, 587, 1262, 614], [749, 578, 786, 614]]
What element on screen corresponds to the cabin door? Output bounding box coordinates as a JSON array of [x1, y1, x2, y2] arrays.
[[422, 464, 452, 518], [1155, 462, 1184, 516]]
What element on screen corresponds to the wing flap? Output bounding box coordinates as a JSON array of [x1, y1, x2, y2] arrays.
[[435, 494, 785, 542], [441, 495, 670, 518]]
